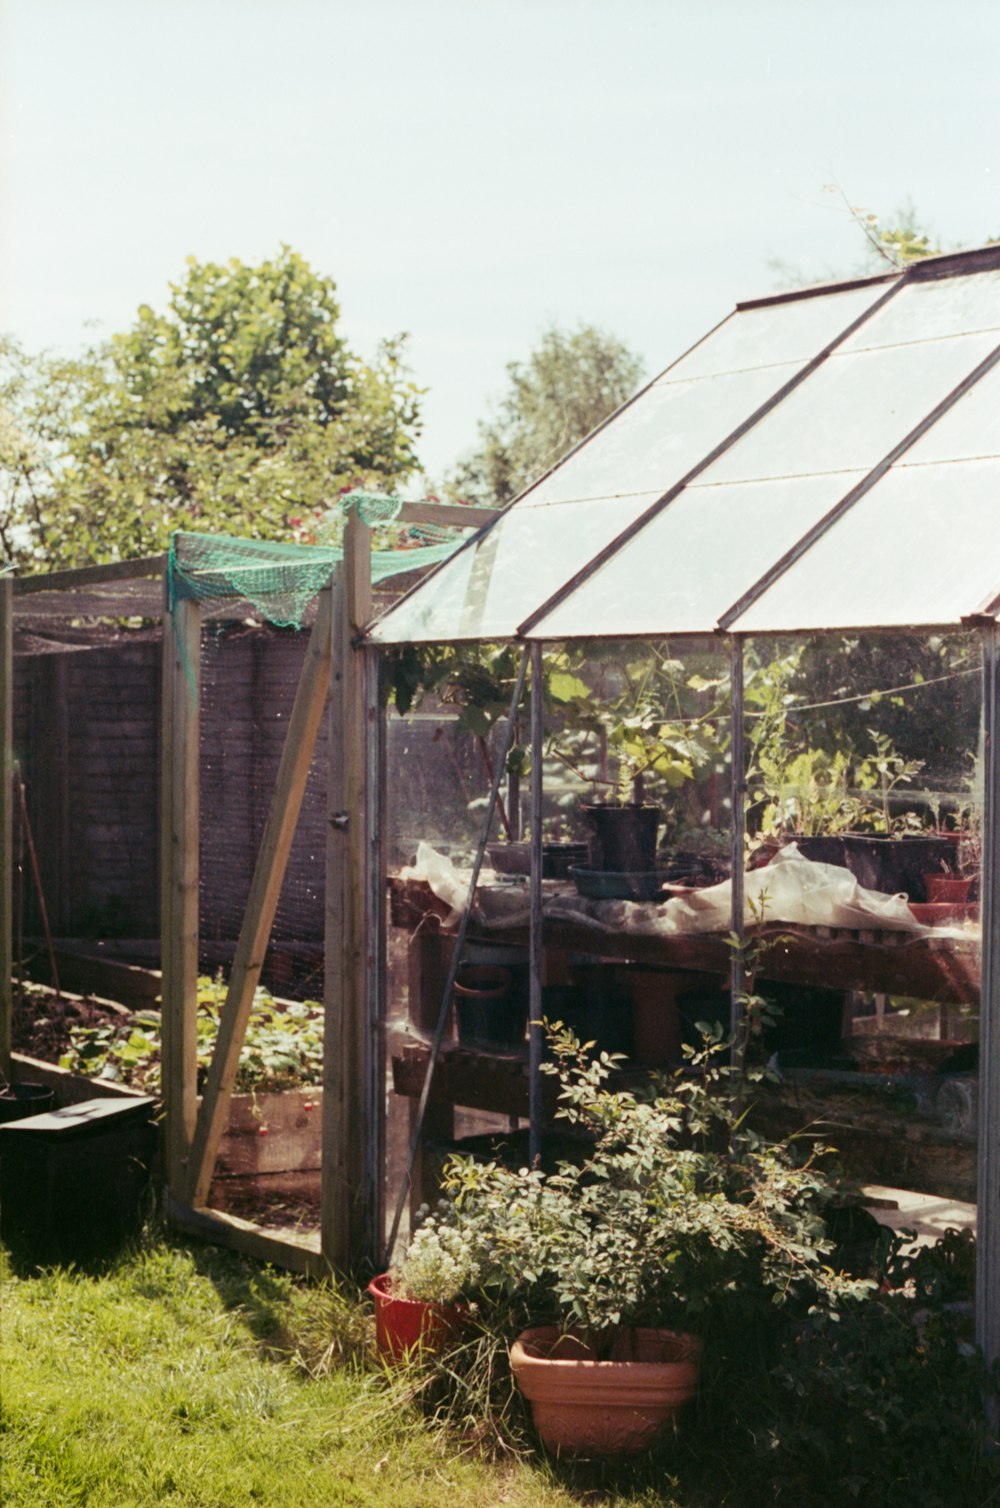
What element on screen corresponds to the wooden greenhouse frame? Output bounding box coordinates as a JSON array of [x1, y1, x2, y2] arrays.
[[0, 501, 495, 1276]]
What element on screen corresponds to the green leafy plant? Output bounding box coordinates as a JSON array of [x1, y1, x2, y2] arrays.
[[60, 975, 324, 1093], [430, 1025, 872, 1358], [851, 730, 926, 834]]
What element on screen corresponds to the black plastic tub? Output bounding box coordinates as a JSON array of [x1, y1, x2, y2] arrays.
[[0, 1096, 157, 1270]]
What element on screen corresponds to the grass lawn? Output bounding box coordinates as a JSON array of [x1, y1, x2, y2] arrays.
[[5, 1229, 1000, 1507], [0, 1234, 685, 1508]]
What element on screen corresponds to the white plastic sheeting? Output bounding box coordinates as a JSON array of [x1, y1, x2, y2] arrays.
[[399, 842, 963, 938]]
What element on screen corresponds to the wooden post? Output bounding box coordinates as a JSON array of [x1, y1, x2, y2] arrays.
[[977, 623, 1000, 1384], [160, 597, 201, 1198], [323, 507, 375, 1270], [186, 590, 333, 1207], [0, 577, 13, 1080], [31, 656, 70, 934]]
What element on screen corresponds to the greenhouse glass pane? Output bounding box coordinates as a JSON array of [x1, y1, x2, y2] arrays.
[[732, 458, 1000, 632], [522, 363, 801, 507], [526, 472, 866, 640], [904, 358, 1000, 464], [662, 282, 893, 382], [702, 332, 998, 486], [839, 267, 1000, 352], [368, 492, 660, 643]]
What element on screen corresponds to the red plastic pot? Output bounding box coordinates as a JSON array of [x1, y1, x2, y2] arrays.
[[509, 1325, 700, 1456], [367, 1273, 465, 1361]]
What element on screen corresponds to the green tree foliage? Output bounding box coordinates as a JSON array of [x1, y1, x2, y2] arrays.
[[0, 248, 422, 570], [449, 322, 644, 507]]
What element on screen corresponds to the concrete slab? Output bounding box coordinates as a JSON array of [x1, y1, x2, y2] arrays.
[[861, 1183, 976, 1248]]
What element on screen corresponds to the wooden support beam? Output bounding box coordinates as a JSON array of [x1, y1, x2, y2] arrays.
[[0, 577, 12, 1080], [187, 590, 333, 1207], [164, 1192, 327, 1278], [13, 554, 167, 596], [160, 599, 201, 1198], [395, 501, 497, 530], [323, 508, 376, 1270]]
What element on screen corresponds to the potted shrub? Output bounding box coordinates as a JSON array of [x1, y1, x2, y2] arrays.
[[430, 1025, 872, 1456]]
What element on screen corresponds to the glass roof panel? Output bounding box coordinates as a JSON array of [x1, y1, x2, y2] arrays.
[[521, 362, 802, 507], [838, 267, 1000, 351], [368, 492, 660, 643], [731, 458, 1000, 632], [701, 332, 998, 486], [661, 282, 893, 382], [525, 472, 866, 640], [903, 357, 1000, 464]]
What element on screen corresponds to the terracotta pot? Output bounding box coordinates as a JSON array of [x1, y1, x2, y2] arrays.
[[907, 900, 979, 927], [509, 1325, 700, 1456], [923, 873, 974, 904], [367, 1273, 465, 1361]]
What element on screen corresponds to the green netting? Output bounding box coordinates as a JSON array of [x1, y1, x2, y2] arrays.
[[168, 493, 474, 629]]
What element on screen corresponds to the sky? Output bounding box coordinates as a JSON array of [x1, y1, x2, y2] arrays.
[[2, 0, 999, 484]]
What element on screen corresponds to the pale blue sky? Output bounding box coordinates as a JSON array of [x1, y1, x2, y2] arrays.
[[2, 0, 998, 482]]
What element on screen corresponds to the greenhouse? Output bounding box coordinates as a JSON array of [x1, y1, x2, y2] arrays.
[[2, 240, 999, 1381], [368, 242, 1000, 1369]]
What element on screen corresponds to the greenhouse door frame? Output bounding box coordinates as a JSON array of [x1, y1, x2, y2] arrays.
[[162, 512, 380, 1276]]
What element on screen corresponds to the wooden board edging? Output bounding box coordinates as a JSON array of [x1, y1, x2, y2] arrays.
[[164, 1192, 327, 1278]]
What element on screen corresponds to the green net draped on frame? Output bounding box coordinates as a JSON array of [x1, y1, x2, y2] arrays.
[[168, 492, 474, 628]]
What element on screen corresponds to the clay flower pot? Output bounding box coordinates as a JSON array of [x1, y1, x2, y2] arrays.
[[509, 1325, 700, 1456], [923, 873, 974, 905], [367, 1273, 465, 1361]]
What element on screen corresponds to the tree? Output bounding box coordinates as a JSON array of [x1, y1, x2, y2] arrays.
[[0, 248, 423, 570], [449, 323, 644, 507]]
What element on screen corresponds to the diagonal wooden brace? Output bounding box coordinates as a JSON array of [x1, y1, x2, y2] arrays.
[[186, 589, 333, 1208]]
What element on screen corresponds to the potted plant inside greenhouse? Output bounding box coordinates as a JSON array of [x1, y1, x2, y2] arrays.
[[754, 728, 971, 899], [564, 643, 730, 898], [406, 1022, 872, 1457]]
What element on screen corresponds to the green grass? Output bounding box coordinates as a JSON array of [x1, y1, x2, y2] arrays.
[[5, 1231, 1000, 1508], [0, 1237, 586, 1508], [2, 1233, 709, 1508]]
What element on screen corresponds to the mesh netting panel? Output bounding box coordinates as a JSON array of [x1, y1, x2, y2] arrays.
[[169, 497, 474, 630], [197, 622, 328, 999]]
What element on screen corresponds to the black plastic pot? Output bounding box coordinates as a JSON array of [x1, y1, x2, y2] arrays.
[[551, 973, 634, 1059], [454, 964, 527, 1051], [0, 1082, 56, 1124], [582, 804, 660, 874], [790, 835, 847, 868], [840, 834, 957, 900]]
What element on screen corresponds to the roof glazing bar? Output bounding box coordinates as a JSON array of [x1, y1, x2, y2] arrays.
[[361, 308, 740, 643], [718, 337, 1000, 631], [515, 277, 906, 639]]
